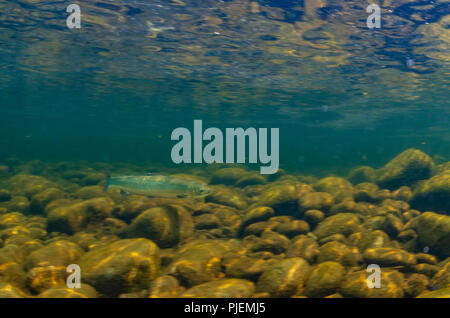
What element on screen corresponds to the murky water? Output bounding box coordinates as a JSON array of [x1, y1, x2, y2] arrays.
[[0, 0, 449, 298]]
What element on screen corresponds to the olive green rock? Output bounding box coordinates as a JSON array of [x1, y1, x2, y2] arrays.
[[25, 240, 84, 269], [5, 196, 30, 214], [205, 188, 248, 210], [74, 185, 106, 199], [431, 262, 450, 290], [47, 197, 115, 234], [286, 236, 320, 263], [254, 182, 305, 215], [405, 273, 428, 297], [210, 167, 248, 185], [315, 177, 355, 202], [121, 205, 194, 248], [376, 149, 433, 190], [314, 213, 361, 239], [167, 239, 242, 287], [275, 220, 310, 238], [247, 231, 290, 254], [81, 173, 106, 186], [79, 238, 160, 297], [411, 170, 450, 213], [239, 206, 274, 235], [0, 261, 27, 291], [149, 275, 180, 298], [303, 209, 325, 226], [304, 262, 346, 298], [8, 174, 57, 198], [30, 188, 65, 213], [318, 241, 360, 266], [417, 287, 450, 298], [256, 258, 311, 297], [363, 248, 416, 268], [298, 192, 334, 214], [0, 282, 27, 298], [181, 279, 255, 298], [224, 255, 276, 280], [38, 284, 98, 298], [0, 189, 11, 202], [406, 212, 450, 257], [27, 265, 67, 293], [340, 269, 405, 298], [348, 166, 377, 184]]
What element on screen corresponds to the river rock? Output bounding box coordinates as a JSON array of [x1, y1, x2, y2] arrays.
[[406, 212, 450, 257], [410, 170, 450, 213], [363, 247, 416, 268], [376, 149, 433, 190], [313, 213, 361, 239], [79, 238, 160, 297], [167, 239, 241, 286], [340, 269, 405, 298], [181, 279, 255, 298], [256, 258, 310, 297], [304, 262, 346, 297], [121, 205, 194, 248], [38, 284, 98, 298]]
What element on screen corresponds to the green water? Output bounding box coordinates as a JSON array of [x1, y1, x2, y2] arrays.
[[0, 0, 449, 298]]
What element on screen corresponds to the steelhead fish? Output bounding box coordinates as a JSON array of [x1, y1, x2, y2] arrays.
[[105, 175, 212, 198]]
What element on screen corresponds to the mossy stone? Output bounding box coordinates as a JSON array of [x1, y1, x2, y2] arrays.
[[407, 212, 450, 257], [27, 265, 67, 293], [417, 287, 450, 298], [318, 241, 360, 266], [239, 206, 274, 235], [286, 236, 320, 263], [38, 284, 98, 298], [313, 213, 361, 239], [298, 192, 334, 214], [74, 185, 106, 199], [340, 269, 405, 298], [405, 273, 428, 297], [0, 189, 11, 202], [210, 167, 248, 185], [315, 177, 355, 202], [25, 240, 83, 269], [167, 239, 241, 286], [6, 196, 30, 214], [0, 282, 27, 298], [148, 275, 180, 298], [256, 258, 310, 297], [376, 149, 433, 190], [363, 247, 416, 268], [304, 262, 346, 298], [348, 166, 377, 184], [47, 197, 115, 234], [205, 188, 248, 210], [79, 238, 160, 297], [181, 279, 255, 298], [121, 205, 194, 248], [30, 188, 64, 213], [411, 170, 450, 213]]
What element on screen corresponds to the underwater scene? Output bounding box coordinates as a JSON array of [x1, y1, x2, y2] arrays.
[[0, 0, 449, 299]]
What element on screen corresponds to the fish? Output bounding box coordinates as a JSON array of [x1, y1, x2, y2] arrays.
[[105, 175, 212, 198]]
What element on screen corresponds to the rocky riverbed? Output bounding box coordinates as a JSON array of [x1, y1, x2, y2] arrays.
[[0, 148, 449, 298]]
